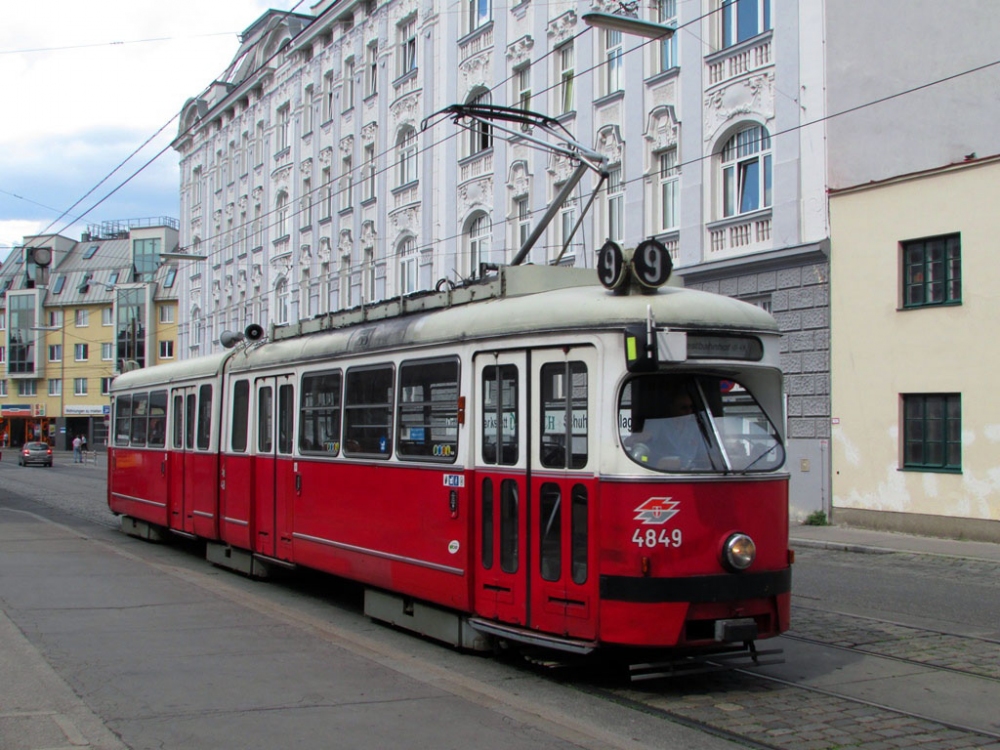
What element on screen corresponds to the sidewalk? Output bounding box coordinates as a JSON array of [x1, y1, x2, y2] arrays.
[[790, 522, 1000, 563]]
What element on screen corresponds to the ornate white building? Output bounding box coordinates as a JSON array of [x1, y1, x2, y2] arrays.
[[171, 0, 829, 517]]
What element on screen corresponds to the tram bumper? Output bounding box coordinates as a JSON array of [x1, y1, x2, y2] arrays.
[[714, 617, 757, 643]]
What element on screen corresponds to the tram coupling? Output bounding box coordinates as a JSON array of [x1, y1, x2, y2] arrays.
[[628, 641, 784, 682]]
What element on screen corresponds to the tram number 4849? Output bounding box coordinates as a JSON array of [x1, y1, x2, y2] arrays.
[[632, 528, 683, 548]]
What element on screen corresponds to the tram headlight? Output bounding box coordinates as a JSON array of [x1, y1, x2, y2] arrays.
[[723, 533, 756, 571]]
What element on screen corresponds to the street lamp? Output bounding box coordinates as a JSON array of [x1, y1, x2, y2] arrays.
[[581, 11, 676, 39]]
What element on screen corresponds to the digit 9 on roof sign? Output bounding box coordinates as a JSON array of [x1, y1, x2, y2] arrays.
[[632, 238, 672, 290], [597, 240, 627, 290]]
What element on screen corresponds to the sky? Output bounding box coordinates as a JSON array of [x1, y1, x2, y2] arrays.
[[0, 0, 299, 263]]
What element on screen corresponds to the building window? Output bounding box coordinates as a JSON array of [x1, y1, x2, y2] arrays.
[[721, 124, 771, 217], [366, 41, 379, 97], [75, 309, 89, 327], [74, 378, 88, 396], [902, 233, 961, 308], [101, 377, 113, 396], [102, 307, 114, 326], [343, 57, 355, 112], [467, 213, 491, 277], [74, 343, 89, 362], [341, 154, 353, 211], [363, 143, 376, 202], [514, 65, 531, 112], [276, 278, 289, 325], [303, 85, 314, 134], [659, 149, 679, 231], [49, 344, 62, 362], [322, 71, 335, 123], [604, 30, 623, 95], [48, 310, 63, 327], [657, 0, 678, 71], [0, 381, 6, 396], [101, 342, 114, 361], [399, 237, 418, 295], [559, 203, 576, 261], [607, 166, 624, 243], [467, 90, 492, 156], [276, 103, 291, 153], [514, 196, 530, 252], [363, 246, 376, 302], [903, 394, 961, 472], [19, 380, 37, 397], [276, 192, 290, 239], [160, 340, 175, 359], [48, 379, 61, 397], [302, 178, 313, 225], [396, 127, 418, 187], [722, 0, 771, 49], [556, 43, 574, 115], [398, 17, 417, 78], [320, 167, 332, 221], [468, 0, 491, 33]]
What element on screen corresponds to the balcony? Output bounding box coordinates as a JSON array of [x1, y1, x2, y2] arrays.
[[707, 210, 772, 258], [706, 33, 772, 88]]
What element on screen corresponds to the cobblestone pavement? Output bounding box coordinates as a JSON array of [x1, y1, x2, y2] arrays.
[[788, 606, 1000, 681], [609, 670, 1000, 750]]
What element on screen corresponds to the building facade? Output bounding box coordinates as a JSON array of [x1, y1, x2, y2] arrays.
[[0, 220, 181, 450], [826, 0, 1000, 539], [171, 0, 829, 518]]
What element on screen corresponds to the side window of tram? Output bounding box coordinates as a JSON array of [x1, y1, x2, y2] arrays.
[[197, 385, 212, 451], [114, 394, 131, 447], [481, 365, 518, 465], [148, 390, 167, 448], [185, 393, 196, 450], [278, 383, 294, 455], [540, 361, 588, 469], [397, 358, 459, 461], [479, 477, 519, 574], [539, 482, 588, 584], [258, 386, 273, 452], [231, 380, 250, 453], [344, 365, 394, 457], [299, 371, 342, 455], [131, 392, 148, 447], [172, 394, 184, 449]]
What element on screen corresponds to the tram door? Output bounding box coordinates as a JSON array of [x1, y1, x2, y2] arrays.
[[529, 348, 597, 641], [167, 386, 198, 535], [473, 352, 529, 625], [252, 375, 296, 561]]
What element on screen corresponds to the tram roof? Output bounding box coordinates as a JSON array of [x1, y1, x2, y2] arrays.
[[111, 266, 779, 391], [232, 266, 778, 372]]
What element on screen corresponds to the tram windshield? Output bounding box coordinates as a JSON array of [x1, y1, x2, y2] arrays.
[[619, 373, 784, 473]]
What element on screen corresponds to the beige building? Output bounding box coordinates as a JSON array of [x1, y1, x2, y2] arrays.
[[0, 220, 180, 450], [830, 157, 1000, 542]]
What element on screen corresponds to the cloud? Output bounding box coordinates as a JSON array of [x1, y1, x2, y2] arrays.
[[0, 0, 284, 260]]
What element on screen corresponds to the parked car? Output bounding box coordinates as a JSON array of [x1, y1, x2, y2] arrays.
[[18, 442, 53, 467]]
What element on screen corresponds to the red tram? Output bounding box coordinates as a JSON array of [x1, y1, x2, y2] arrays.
[[108, 260, 791, 659]]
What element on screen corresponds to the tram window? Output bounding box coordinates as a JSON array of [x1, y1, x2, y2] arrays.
[[619, 374, 784, 473], [114, 394, 131, 446], [278, 384, 294, 455], [172, 394, 184, 449], [258, 386, 273, 453], [344, 365, 394, 457], [539, 483, 561, 582], [397, 358, 459, 462], [299, 371, 341, 455], [148, 390, 168, 448], [482, 365, 518, 466], [197, 385, 212, 451], [571, 484, 588, 584], [231, 380, 250, 452], [499, 479, 519, 573], [185, 394, 196, 450], [539, 361, 588, 469], [131, 392, 148, 447], [481, 478, 494, 570]]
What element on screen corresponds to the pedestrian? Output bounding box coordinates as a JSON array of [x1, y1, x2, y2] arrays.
[[72, 435, 82, 463]]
